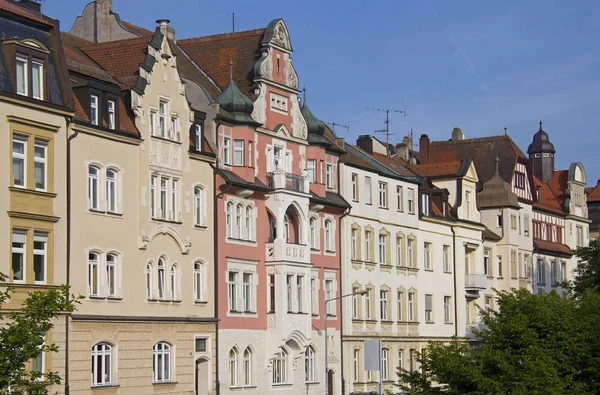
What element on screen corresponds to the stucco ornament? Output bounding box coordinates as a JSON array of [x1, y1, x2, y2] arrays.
[[285, 58, 298, 89], [292, 98, 308, 139], [272, 22, 290, 50], [251, 86, 266, 125], [259, 51, 273, 80]]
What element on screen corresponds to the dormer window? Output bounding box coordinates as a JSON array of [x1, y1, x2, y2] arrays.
[[422, 194, 430, 216], [90, 95, 99, 125], [465, 190, 472, 220], [16, 52, 44, 99], [107, 100, 116, 130], [194, 124, 202, 151]]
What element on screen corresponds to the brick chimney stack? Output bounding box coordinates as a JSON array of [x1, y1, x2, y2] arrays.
[[419, 134, 430, 164], [356, 135, 374, 154]]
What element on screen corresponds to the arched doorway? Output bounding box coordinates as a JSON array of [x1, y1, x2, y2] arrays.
[[327, 369, 334, 395], [195, 357, 210, 395]]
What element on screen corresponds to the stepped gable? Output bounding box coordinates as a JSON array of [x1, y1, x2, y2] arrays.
[[429, 134, 526, 184], [177, 28, 266, 98]]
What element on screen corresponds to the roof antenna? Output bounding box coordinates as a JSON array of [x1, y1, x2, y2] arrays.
[[232, 13, 235, 33], [539, 120, 543, 131], [368, 107, 407, 156]]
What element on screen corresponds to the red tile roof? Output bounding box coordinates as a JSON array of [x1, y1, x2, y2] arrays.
[[0, 0, 54, 26], [548, 170, 568, 209], [408, 161, 462, 179], [73, 94, 139, 136], [532, 176, 564, 214], [368, 152, 418, 177], [169, 40, 222, 102], [586, 182, 600, 203], [177, 28, 265, 98], [533, 239, 572, 257], [61, 32, 121, 84], [121, 20, 153, 37]]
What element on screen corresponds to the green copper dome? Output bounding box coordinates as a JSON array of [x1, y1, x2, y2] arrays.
[[217, 79, 256, 124], [300, 100, 325, 136]]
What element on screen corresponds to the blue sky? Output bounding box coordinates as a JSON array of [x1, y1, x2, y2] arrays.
[[45, 0, 600, 185]]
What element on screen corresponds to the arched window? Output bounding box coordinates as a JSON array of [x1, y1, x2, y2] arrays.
[[88, 165, 99, 209], [243, 347, 252, 386], [146, 263, 153, 300], [194, 186, 203, 226], [229, 347, 238, 387], [226, 202, 233, 238], [381, 348, 389, 380], [194, 262, 203, 302], [304, 345, 316, 383], [106, 253, 116, 297], [236, 204, 243, 239], [88, 252, 99, 297], [153, 342, 171, 383], [284, 215, 290, 242], [245, 206, 252, 240], [106, 169, 117, 213], [309, 217, 317, 249], [324, 220, 333, 251], [272, 349, 287, 384], [170, 264, 179, 300], [92, 343, 112, 386], [157, 258, 166, 299]]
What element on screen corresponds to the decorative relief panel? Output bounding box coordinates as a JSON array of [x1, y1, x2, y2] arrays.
[[251, 85, 266, 125], [292, 98, 307, 139], [285, 58, 298, 89]]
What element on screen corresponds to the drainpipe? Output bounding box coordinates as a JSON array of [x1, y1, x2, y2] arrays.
[[212, 117, 222, 395], [65, 119, 78, 395], [338, 206, 351, 395], [451, 225, 458, 337]]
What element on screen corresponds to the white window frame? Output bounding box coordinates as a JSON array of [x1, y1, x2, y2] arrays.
[[407, 188, 415, 214], [243, 347, 253, 386], [270, 92, 288, 113], [157, 258, 166, 300], [378, 234, 387, 265], [12, 135, 27, 188], [16, 53, 28, 96], [305, 346, 316, 383], [107, 100, 116, 130], [379, 182, 388, 208], [324, 220, 333, 252], [326, 163, 334, 189], [88, 165, 100, 210], [380, 290, 388, 321], [443, 245, 451, 273], [424, 242, 432, 270], [381, 349, 389, 381], [242, 272, 254, 312], [307, 159, 316, 183], [228, 271, 239, 312], [233, 140, 244, 166], [365, 176, 372, 204], [408, 292, 415, 321], [31, 57, 43, 100], [106, 169, 117, 213], [229, 347, 238, 387], [194, 186, 204, 226], [422, 194, 429, 216], [33, 232, 47, 284], [272, 349, 288, 384], [223, 136, 232, 165], [91, 343, 112, 387], [465, 190, 472, 220], [152, 342, 171, 383], [158, 101, 167, 138], [444, 296, 452, 323], [351, 173, 359, 201], [397, 185, 403, 211], [194, 262, 204, 302], [33, 139, 47, 191], [106, 253, 117, 298], [351, 228, 358, 260], [11, 230, 26, 283], [425, 294, 433, 323], [90, 95, 99, 125]]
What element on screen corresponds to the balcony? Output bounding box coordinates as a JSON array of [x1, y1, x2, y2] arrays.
[[465, 274, 486, 298], [267, 170, 308, 194], [265, 241, 310, 264]]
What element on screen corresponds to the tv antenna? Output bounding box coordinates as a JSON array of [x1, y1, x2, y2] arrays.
[[326, 121, 350, 134], [368, 107, 406, 149]]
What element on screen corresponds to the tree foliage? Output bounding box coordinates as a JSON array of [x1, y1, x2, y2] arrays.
[[0, 272, 80, 394], [395, 289, 600, 395], [570, 237, 600, 296]]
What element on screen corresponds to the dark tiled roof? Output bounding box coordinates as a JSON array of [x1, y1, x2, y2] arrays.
[[343, 144, 398, 178], [0, 0, 54, 26], [483, 227, 502, 242], [218, 169, 270, 192], [310, 192, 351, 209], [368, 152, 419, 178], [177, 28, 265, 98], [169, 41, 222, 102], [428, 135, 525, 184], [533, 239, 573, 258]]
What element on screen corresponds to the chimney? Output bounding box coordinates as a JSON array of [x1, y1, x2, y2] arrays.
[[419, 134, 430, 164], [452, 127, 464, 141], [18, 0, 41, 12], [356, 135, 373, 154], [157, 19, 176, 41]]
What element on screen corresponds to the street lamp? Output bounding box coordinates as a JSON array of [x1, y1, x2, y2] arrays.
[[324, 289, 368, 395]]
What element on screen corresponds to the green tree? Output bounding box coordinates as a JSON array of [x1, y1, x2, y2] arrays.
[[395, 289, 600, 395], [570, 237, 600, 295], [0, 273, 80, 394]]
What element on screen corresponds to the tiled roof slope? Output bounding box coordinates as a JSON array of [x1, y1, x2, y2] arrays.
[[369, 152, 419, 178], [177, 28, 266, 98], [548, 170, 568, 209], [61, 32, 121, 84], [80, 35, 153, 87], [0, 0, 53, 26], [533, 239, 572, 257], [169, 41, 222, 102], [121, 20, 153, 37], [586, 182, 600, 203], [428, 135, 525, 184], [408, 161, 463, 179], [533, 176, 563, 214]]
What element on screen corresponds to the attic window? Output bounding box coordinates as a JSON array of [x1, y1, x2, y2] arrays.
[[108, 100, 116, 130], [16, 52, 44, 100], [270, 93, 288, 114], [422, 194, 430, 216], [514, 171, 526, 190]]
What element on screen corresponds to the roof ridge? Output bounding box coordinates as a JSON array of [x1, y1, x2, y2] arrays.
[[177, 28, 266, 43], [430, 134, 509, 145]]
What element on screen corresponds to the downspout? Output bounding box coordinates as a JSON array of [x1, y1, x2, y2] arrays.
[[338, 205, 351, 395], [213, 117, 223, 395], [65, 119, 78, 395], [451, 225, 458, 337]]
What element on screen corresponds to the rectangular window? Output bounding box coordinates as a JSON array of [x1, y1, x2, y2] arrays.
[[484, 249, 491, 276], [424, 242, 432, 270], [352, 286, 359, 319], [326, 163, 334, 188], [12, 135, 27, 188], [31, 58, 43, 99], [443, 245, 451, 273], [351, 228, 358, 260], [12, 229, 26, 282], [90, 95, 99, 125], [107, 100, 116, 130], [223, 137, 231, 165], [270, 93, 288, 113], [234, 140, 244, 166], [537, 260, 545, 284], [170, 117, 178, 140], [380, 290, 388, 320], [396, 237, 403, 267], [243, 273, 253, 312], [33, 232, 47, 284], [158, 101, 167, 137], [150, 176, 156, 217], [465, 191, 472, 220], [378, 234, 387, 265], [444, 296, 452, 323], [511, 214, 517, 230], [194, 124, 202, 150], [408, 292, 415, 321], [16, 53, 28, 96], [311, 278, 318, 315], [325, 279, 334, 315], [159, 178, 168, 219], [497, 255, 503, 278], [365, 176, 372, 204], [397, 185, 404, 211], [523, 254, 530, 279], [307, 160, 316, 183], [287, 275, 294, 312], [365, 231, 372, 262], [33, 140, 47, 191], [425, 294, 433, 322], [407, 239, 414, 268], [510, 250, 517, 279], [297, 276, 304, 313], [228, 272, 238, 312], [524, 214, 530, 236], [407, 188, 415, 214], [497, 214, 503, 227], [351, 173, 359, 201], [353, 350, 360, 383], [422, 194, 429, 216], [172, 179, 179, 221], [397, 290, 404, 321], [265, 274, 275, 313], [398, 350, 404, 375], [365, 289, 372, 319], [150, 111, 157, 136], [379, 182, 388, 208]]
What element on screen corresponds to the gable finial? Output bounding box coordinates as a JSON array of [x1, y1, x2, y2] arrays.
[[539, 120, 543, 131], [504, 126, 507, 135], [303, 86, 306, 105], [495, 155, 500, 175]]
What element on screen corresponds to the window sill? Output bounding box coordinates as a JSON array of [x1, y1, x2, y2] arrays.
[[425, 321, 435, 324], [89, 295, 105, 300], [424, 268, 433, 272], [325, 249, 336, 253], [106, 211, 123, 217], [497, 276, 504, 279], [88, 208, 106, 214], [272, 383, 292, 387], [151, 134, 181, 145], [194, 300, 208, 304], [91, 384, 120, 390], [106, 296, 123, 301], [194, 225, 208, 230], [443, 270, 453, 274], [153, 381, 177, 386], [152, 217, 183, 225], [326, 314, 337, 318], [305, 381, 320, 385], [9, 187, 57, 198], [444, 321, 453, 325], [287, 311, 309, 315]]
